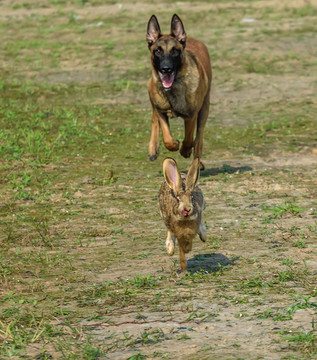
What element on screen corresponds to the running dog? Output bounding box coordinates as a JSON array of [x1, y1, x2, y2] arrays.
[[146, 14, 212, 169]]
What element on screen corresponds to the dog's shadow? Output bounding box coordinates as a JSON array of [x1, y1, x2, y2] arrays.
[[186, 253, 236, 273], [201, 163, 252, 177]]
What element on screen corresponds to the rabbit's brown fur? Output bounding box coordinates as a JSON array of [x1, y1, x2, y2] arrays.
[[158, 157, 206, 271]]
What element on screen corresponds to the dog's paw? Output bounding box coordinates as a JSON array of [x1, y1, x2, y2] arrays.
[[180, 143, 193, 158], [148, 146, 159, 161], [148, 141, 159, 161], [164, 139, 179, 152], [148, 152, 159, 161]]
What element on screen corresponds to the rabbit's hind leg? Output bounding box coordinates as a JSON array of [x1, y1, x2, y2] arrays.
[[179, 245, 187, 272], [199, 223, 207, 242]]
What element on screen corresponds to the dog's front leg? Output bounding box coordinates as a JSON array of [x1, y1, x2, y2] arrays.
[[148, 107, 179, 160], [158, 111, 180, 152], [148, 105, 161, 161], [180, 115, 197, 158]]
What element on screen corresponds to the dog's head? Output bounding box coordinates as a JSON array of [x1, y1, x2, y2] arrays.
[[146, 14, 186, 90]]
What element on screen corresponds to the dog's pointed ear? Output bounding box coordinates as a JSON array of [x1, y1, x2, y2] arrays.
[[147, 15, 161, 48], [171, 14, 186, 47]]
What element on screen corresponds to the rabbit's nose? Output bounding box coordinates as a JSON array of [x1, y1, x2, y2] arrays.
[[182, 208, 191, 217]]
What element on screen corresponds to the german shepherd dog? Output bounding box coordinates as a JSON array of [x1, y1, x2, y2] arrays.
[[146, 14, 212, 169]]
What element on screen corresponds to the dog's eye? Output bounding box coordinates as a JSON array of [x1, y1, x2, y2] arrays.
[[154, 47, 163, 56], [171, 47, 180, 57]]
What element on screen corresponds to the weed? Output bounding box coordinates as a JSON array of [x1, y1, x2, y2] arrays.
[[125, 275, 157, 289], [83, 339, 104, 359], [184, 269, 211, 283], [282, 258, 295, 266], [178, 333, 191, 340], [257, 309, 292, 322], [240, 275, 265, 289], [262, 201, 303, 222], [293, 239, 307, 249], [283, 330, 316, 356], [275, 270, 295, 283], [127, 353, 147, 360]]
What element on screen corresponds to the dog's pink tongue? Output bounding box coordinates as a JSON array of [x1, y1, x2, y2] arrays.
[[159, 72, 175, 88]]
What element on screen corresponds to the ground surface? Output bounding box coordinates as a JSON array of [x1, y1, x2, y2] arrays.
[[0, 0, 317, 359]]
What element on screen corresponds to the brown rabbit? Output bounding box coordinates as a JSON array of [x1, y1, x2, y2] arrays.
[[158, 157, 207, 272]]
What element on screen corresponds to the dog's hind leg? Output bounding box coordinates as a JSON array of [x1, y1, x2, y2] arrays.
[[180, 114, 197, 158], [194, 92, 210, 169]]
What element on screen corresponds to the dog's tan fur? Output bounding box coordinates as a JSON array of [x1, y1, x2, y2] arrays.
[[147, 14, 212, 169]]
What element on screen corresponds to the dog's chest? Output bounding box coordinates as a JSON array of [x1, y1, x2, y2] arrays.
[[165, 83, 198, 118], [166, 89, 189, 117], [165, 68, 200, 118]]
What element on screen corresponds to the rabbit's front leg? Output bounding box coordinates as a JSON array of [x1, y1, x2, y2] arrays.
[[165, 231, 175, 256]]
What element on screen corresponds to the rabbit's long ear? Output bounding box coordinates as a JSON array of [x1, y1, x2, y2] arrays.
[[163, 158, 182, 192], [186, 157, 200, 191]]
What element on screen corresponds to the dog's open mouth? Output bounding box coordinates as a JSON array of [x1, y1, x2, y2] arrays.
[[159, 71, 175, 89]]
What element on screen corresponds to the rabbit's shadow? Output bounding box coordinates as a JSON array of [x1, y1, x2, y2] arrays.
[[186, 253, 235, 273]]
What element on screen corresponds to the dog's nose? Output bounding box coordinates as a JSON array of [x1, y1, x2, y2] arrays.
[[160, 66, 173, 74]]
